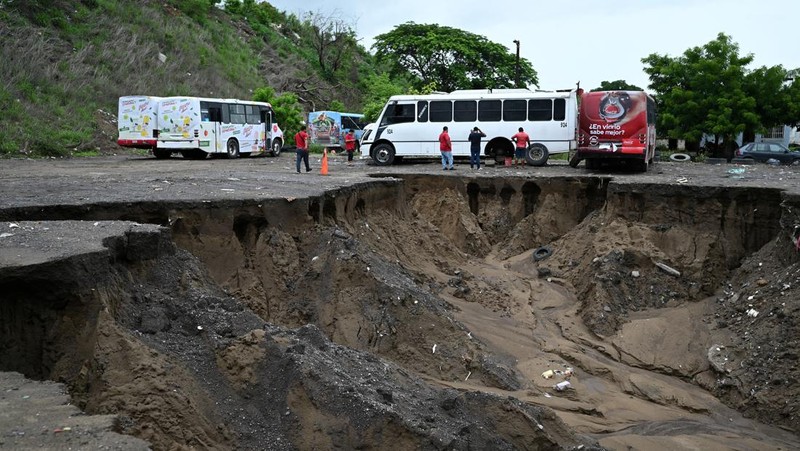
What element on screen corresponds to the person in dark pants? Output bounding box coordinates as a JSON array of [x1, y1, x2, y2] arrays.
[[511, 127, 530, 167], [344, 129, 357, 164], [468, 126, 486, 169], [294, 125, 312, 173]]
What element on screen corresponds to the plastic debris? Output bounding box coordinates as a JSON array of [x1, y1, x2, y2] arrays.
[[465, 371, 471, 381], [746, 308, 759, 318], [655, 261, 681, 277], [554, 381, 571, 391], [541, 369, 555, 379], [432, 344, 437, 354]]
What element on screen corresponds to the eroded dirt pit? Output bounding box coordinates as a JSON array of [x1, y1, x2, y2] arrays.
[[1, 157, 799, 450]]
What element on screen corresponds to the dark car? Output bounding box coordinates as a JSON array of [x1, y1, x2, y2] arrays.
[[735, 142, 800, 165]]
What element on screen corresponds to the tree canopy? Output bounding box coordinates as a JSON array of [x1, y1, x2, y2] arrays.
[[640, 32, 800, 155], [591, 80, 643, 92], [642, 33, 759, 150], [372, 22, 537, 92]]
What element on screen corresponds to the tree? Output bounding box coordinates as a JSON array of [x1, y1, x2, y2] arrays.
[[253, 87, 305, 144], [591, 80, 642, 91], [372, 22, 537, 92], [642, 33, 758, 158], [302, 10, 359, 80], [361, 73, 408, 122]]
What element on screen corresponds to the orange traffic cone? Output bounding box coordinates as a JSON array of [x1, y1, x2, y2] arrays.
[[321, 148, 329, 175]]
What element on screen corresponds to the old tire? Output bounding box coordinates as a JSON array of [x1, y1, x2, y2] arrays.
[[533, 246, 553, 261], [372, 143, 395, 166], [669, 153, 691, 162], [525, 144, 549, 166]]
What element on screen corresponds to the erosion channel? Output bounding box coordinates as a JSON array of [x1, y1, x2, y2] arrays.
[[2, 170, 799, 450]]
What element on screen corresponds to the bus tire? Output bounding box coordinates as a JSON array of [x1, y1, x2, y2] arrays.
[[525, 144, 549, 166], [271, 139, 282, 157], [226, 138, 240, 159], [153, 149, 171, 159], [568, 152, 581, 168], [372, 143, 395, 166]]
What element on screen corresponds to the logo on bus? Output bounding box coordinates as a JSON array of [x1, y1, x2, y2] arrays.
[[243, 125, 253, 136]]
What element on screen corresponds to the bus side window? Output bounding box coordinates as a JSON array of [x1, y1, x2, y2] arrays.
[[478, 100, 501, 121], [529, 99, 553, 121], [417, 101, 428, 122], [382, 103, 416, 125], [230, 104, 246, 124], [208, 107, 222, 122]]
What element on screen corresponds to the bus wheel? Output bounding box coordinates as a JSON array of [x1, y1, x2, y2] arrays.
[[226, 139, 240, 159], [271, 139, 282, 157], [372, 143, 395, 166], [153, 149, 171, 159], [568, 152, 581, 168], [526, 144, 549, 166]]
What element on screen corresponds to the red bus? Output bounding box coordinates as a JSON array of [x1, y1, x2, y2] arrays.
[[572, 90, 656, 172]]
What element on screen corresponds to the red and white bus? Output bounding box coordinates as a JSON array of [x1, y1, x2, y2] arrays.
[[573, 90, 656, 172]]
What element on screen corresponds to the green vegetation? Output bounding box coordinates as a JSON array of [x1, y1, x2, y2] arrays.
[[642, 33, 799, 158], [0, 2, 796, 159], [373, 22, 537, 92]]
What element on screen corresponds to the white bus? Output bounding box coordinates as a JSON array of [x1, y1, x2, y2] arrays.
[[117, 96, 161, 152], [155, 97, 284, 159], [360, 89, 578, 166]]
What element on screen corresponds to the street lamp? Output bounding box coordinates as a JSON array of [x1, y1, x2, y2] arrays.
[[512, 39, 520, 88]]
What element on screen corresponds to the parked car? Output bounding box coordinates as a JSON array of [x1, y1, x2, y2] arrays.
[[735, 142, 800, 165]]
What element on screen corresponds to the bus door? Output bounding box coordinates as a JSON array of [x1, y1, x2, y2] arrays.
[[201, 103, 223, 152], [261, 108, 273, 153]]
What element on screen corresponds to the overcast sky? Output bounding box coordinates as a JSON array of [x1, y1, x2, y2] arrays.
[[265, 0, 798, 92]]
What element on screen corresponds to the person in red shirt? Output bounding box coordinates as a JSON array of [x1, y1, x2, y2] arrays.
[[344, 129, 357, 164], [294, 125, 312, 173], [511, 127, 530, 166], [439, 126, 454, 170]]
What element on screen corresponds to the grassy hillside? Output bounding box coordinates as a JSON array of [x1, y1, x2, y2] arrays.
[[0, 0, 371, 157]]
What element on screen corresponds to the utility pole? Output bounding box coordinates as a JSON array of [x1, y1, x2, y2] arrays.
[[513, 39, 520, 88]]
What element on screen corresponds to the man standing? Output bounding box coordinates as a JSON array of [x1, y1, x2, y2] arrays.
[[511, 127, 530, 166], [468, 126, 486, 170], [439, 126, 454, 170], [295, 125, 312, 173], [344, 129, 357, 164]]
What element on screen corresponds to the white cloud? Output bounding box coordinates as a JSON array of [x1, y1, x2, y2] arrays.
[[266, 0, 800, 92]]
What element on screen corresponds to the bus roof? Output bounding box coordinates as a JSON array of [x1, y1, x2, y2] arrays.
[[387, 88, 576, 102], [310, 110, 364, 117], [157, 96, 272, 108]]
